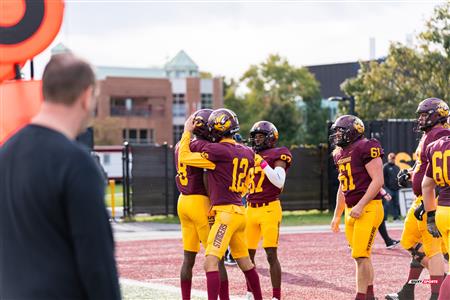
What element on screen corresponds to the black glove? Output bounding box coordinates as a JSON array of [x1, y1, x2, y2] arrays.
[[208, 215, 215, 228], [414, 200, 425, 221], [397, 169, 411, 188], [426, 210, 441, 238]]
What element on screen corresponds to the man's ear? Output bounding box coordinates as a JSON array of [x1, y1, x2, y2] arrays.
[[80, 86, 94, 110]]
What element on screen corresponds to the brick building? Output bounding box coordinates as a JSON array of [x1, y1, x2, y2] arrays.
[[52, 45, 223, 146]]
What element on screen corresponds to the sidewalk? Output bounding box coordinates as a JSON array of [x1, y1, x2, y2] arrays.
[[113, 220, 405, 241]]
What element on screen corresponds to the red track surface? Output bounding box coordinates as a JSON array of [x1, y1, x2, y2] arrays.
[[117, 230, 436, 299]]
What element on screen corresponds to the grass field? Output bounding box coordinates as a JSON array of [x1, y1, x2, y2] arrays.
[[123, 210, 339, 226], [106, 184, 343, 226]]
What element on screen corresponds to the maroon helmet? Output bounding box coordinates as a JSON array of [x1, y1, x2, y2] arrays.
[[207, 108, 240, 142], [416, 98, 449, 131], [192, 109, 213, 140], [330, 115, 365, 147], [249, 121, 279, 152]]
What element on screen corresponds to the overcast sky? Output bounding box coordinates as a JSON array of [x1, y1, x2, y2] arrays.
[[29, 0, 446, 80]]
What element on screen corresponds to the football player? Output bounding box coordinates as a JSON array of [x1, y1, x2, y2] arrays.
[[422, 134, 450, 300], [245, 121, 292, 300], [175, 109, 229, 300], [330, 115, 385, 300], [386, 98, 449, 300], [178, 108, 263, 300]]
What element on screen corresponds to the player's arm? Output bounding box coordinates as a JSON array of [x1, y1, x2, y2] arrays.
[[423, 160, 440, 237], [255, 154, 287, 189], [350, 157, 384, 218], [331, 183, 345, 232], [178, 115, 215, 170], [422, 175, 437, 212], [422, 147, 438, 212]]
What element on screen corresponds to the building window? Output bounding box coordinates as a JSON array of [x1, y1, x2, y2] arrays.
[[129, 129, 137, 144], [173, 125, 184, 145], [123, 128, 155, 144], [140, 129, 147, 144], [110, 97, 152, 117], [201, 93, 213, 109], [173, 94, 186, 117]]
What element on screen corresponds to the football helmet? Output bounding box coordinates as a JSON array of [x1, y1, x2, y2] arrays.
[[330, 115, 365, 147], [416, 98, 449, 131], [207, 108, 240, 142], [249, 121, 279, 151], [192, 109, 213, 140]]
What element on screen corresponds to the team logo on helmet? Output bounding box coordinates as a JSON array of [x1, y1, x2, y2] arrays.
[[194, 115, 206, 127], [353, 118, 365, 134], [214, 114, 231, 132], [436, 102, 449, 117]]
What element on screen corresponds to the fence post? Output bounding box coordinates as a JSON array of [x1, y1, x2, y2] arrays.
[[318, 144, 324, 211], [122, 142, 131, 218], [109, 179, 116, 220], [164, 143, 169, 216]]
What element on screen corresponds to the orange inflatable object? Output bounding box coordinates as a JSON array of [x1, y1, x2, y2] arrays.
[[0, 0, 64, 144], [0, 80, 43, 144], [0, 0, 64, 64]]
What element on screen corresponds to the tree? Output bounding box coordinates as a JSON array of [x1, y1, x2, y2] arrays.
[[93, 117, 122, 145], [342, 2, 449, 120], [225, 54, 327, 145]]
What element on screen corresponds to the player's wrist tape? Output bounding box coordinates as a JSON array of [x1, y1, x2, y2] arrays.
[[427, 210, 436, 218], [260, 160, 268, 169]]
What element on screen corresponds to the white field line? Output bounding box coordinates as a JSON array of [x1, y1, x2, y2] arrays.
[[120, 277, 246, 300]]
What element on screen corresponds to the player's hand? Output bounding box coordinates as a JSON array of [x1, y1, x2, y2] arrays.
[[382, 193, 392, 202], [207, 208, 216, 227], [183, 114, 195, 133], [350, 204, 363, 219], [414, 200, 425, 221], [208, 215, 215, 228], [331, 217, 340, 233], [254, 154, 264, 167], [426, 211, 441, 238], [397, 169, 411, 188]]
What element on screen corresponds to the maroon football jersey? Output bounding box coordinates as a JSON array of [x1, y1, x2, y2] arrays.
[[425, 136, 450, 206], [333, 138, 384, 207], [247, 147, 292, 204], [412, 127, 450, 196], [175, 138, 209, 196], [201, 140, 255, 206]]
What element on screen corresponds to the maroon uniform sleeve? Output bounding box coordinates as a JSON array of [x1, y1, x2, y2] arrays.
[[200, 143, 225, 162], [274, 147, 292, 170], [360, 139, 384, 165], [425, 144, 434, 179], [190, 139, 209, 152]]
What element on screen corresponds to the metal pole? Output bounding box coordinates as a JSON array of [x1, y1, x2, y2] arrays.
[[121, 143, 127, 218], [109, 180, 116, 221], [164, 143, 169, 216], [30, 59, 34, 79], [125, 142, 131, 217], [318, 144, 324, 211], [349, 96, 356, 116]]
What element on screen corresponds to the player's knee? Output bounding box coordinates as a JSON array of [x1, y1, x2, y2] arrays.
[[408, 243, 425, 266], [236, 256, 255, 272], [354, 257, 369, 264], [265, 248, 279, 265], [204, 255, 220, 272], [183, 251, 197, 268]]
